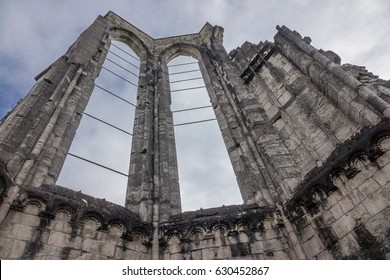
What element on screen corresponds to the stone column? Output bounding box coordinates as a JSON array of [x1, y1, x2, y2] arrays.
[[0, 15, 111, 187], [0, 16, 112, 229], [274, 25, 389, 123], [125, 54, 156, 223], [156, 59, 181, 222], [199, 34, 278, 206]]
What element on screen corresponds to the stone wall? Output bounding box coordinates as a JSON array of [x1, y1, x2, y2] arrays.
[[284, 124, 390, 259], [0, 185, 152, 259], [0, 189, 293, 260], [159, 205, 291, 260], [230, 27, 385, 200]]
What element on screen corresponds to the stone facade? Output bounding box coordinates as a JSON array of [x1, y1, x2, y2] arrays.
[[0, 12, 389, 259]]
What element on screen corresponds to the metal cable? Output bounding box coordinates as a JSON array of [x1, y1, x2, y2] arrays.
[[67, 152, 129, 177], [171, 86, 206, 92], [170, 77, 203, 83], [111, 43, 140, 61], [109, 51, 140, 69], [169, 69, 200, 75], [83, 112, 133, 136], [102, 66, 138, 87], [174, 118, 217, 127], [106, 57, 139, 77], [172, 105, 212, 113], [168, 61, 198, 67], [95, 85, 136, 107]]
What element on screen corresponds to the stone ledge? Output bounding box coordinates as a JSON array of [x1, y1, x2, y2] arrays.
[[159, 204, 281, 242], [285, 120, 390, 219], [12, 184, 153, 240]]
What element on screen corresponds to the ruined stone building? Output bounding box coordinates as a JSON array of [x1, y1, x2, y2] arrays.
[[0, 11, 389, 260]]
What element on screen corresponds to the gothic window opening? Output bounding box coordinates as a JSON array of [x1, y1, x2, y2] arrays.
[[57, 41, 140, 206], [168, 56, 242, 211]]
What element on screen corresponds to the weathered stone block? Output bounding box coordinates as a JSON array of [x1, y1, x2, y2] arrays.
[[250, 253, 265, 259], [249, 240, 264, 254], [67, 249, 82, 260], [8, 240, 27, 259], [81, 237, 114, 257], [201, 248, 217, 259], [301, 235, 325, 259], [78, 253, 107, 260], [170, 253, 184, 260], [320, 210, 336, 225], [263, 238, 285, 252], [230, 242, 251, 257], [239, 232, 249, 243], [325, 190, 345, 208], [0, 237, 14, 258], [32, 244, 63, 260], [364, 206, 390, 237], [122, 248, 147, 260], [10, 224, 35, 241], [346, 167, 377, 191], [50, 218, 72, 233], [263, 228, 280, 240], [375, 151, 390, 168], [273, 118, 286, 131], [339, 196, 355, 214], [125, 240, 148, 254], [11, 212, 41, 227], [315, 249, 334, 260], [216, 246, 231, 259], [332, 215, 357, 238], [348, 204, 370, 222], [373, 162, 390, 186], [96, 230, 121, 244], [190, 250, 202, 260], [332, 233, 360, 259], [298, 224, 316, 242], [47, 231, 74, 247], [360, 108, 380, 124], [282, 62, 293, 74], [270, 250, 290, 260], [362, 186, 390, 216]]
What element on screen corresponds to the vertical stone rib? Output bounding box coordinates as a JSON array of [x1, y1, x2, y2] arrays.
[[208, 37, 283, 204], [15, 66, 83, 186], [1, 57, 72, 180], [275, 25, 390, 120], [126, 57, 154, 222], [158, 59, 181, 222], [152, 66, 161, 260]]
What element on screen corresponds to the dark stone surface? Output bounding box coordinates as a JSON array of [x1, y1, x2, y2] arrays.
[[18, 184, 153, 238], [285, 120, 390, 220]]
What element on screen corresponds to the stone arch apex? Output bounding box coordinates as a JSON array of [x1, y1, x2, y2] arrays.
[[159, 43, 204, 65], [105, 11, 154, 41], [109, 27, 150, 60], [104, 10, 223, 53]]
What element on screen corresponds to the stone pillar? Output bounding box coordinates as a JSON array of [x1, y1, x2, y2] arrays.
[[156, 60, 181, 222], [0, 16, 111, 187], [274, 25, 389, 123], [126, 53, 182, 223], [125, 55, 156, 223], [199, 33, 279, 206], [0, 16, 112, 232]]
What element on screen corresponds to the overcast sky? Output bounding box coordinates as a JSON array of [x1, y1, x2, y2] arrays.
[[0, 0, 389, 211]]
